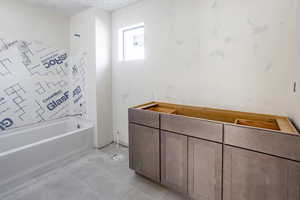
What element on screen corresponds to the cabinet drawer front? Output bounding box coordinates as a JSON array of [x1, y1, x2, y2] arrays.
[[161, 114, 223, 142], [128, 108, 159, 128], [129, 123, 160, 182], [224, 125, 300, 161], [161, 131, 188, 194]]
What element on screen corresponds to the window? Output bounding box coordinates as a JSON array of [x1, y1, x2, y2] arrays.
[[119, 23, 144, 61]]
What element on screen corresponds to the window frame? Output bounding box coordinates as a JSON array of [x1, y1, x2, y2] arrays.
[[119, 23, 145, 61]]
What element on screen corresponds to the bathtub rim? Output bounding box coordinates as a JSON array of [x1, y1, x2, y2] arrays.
[[0, 116, 93, 139], [0, 124, 94, 157]]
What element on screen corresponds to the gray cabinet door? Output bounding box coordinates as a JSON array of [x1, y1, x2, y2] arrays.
[[224, 146, 300, 200], [161, 131, 188, 194], [188, 138, 222, 200], [129, 123, 160, 182]]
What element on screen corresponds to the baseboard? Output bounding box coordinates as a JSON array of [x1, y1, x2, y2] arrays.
[[114, 140, 128, 148]]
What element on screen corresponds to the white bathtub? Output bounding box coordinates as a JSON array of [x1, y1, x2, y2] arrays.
[[0, 117, 94, 197]]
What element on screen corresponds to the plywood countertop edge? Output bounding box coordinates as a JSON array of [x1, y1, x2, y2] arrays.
[[131, 101, 299, 135]]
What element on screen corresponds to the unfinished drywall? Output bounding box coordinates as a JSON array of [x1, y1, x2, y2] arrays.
[[71, 9, 96, 144], [95, 10, 113, 147], [292, 68, 300, 130], [112, 0, 299, 145], [71, 8, 113, 148], [0, 0, 70, 49], [291, 0, 300, 130]]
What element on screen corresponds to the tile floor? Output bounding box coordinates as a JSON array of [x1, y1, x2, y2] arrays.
[[3, 144, 186, 200]]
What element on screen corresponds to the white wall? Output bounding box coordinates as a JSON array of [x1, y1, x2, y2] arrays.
[[95, 11, 113, 147], [112, 0, 300, 145], [0, 0, 70, 49], [291, 0, 300, 130], [291, 67, 300, 130], [71, 8, 113, 148]]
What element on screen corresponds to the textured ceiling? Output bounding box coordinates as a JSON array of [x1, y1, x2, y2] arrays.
[[22, 0, 142, 15]]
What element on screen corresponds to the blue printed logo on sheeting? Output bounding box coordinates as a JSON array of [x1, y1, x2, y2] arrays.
[[42, 53, 68, 69], [0, 118, 14, 131], [47, 91, 69, 111]]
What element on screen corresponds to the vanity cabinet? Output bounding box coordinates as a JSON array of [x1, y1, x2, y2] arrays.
[[188, 138, 222, 200], [161, 131, 188, 194], [128, 102, 299, 200], [223, 146, 300, 200]]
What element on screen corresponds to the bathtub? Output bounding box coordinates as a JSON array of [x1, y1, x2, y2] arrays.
[[0, 117, 94, 197]]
